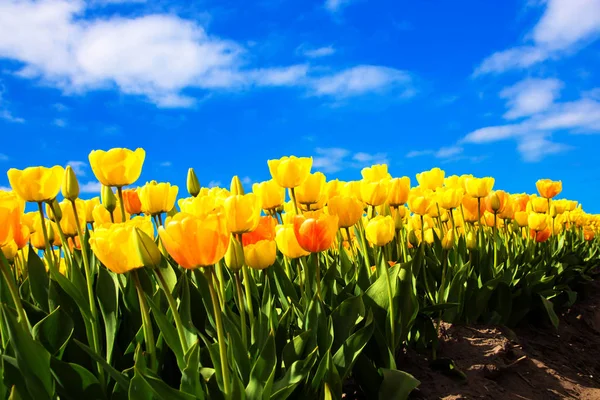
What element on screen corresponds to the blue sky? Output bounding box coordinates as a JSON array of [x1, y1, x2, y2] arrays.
[[0, 0, 599, 210]]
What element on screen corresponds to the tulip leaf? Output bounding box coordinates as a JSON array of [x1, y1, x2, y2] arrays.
[[32, 306, 73, 356], [50, 357, 105, 400], [333, 310, 374, 381], [246, 331, 276, 399], [145, 294, 185, 370], [74, 339, 130, 391], [331, 294, 365, 352], [180, 341, 205, 400], [539, 294, 559, 329], [378, 368, 420, 400], [96, 267, 119, 363], [26, 246, 49, 312], [270, 347, 318, 400], [2, 356, 34, 400]]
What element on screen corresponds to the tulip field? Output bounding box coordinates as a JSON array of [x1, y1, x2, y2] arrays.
[[0, 148, 599, 400]]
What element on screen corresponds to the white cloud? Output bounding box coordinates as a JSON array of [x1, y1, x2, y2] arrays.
[[0, 185, 11, 191], [435, 146, 463, 158], [312, 65, 415, 98], [249, 65, 308, 87], [241, 176, 252, 185], [53, 118, 67, 127], [352, 152, 388, 165], [406, 150, 434, 158], [67, 160, 87, 176], [500, 78, 563, 119], [208, 180, 221, 188], [517, 135, 571, 162], [79, 181, 102, 193], [475, 0, 600, 75], [53, 102, 68, 111], [300, 45, 335, 58], [325, 0, 352, 12], [0, 109, 24, 123], [159, 161, 172, 167], [312, 148, 389, 173]]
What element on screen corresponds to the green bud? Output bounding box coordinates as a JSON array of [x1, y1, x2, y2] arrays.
[[230, 176, 245, 196], [442, 229, 455, 250], [48, 198, 62, 222], [62, 165, 80, 201], [466, 231, 477, 250], [550, 205, 557, 218], [133, 228, 162, 268], [187, 168, 201, 197], [101, 185, 117, 213], [225, 235, 244, 272], [490, 192, 501, 213], [408, 230, 419, 247], [167, 206, 178, 218]]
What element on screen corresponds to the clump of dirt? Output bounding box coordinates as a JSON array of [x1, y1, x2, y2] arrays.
[[402, 281, 600, 399]]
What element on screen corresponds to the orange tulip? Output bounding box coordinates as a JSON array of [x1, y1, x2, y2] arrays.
[[122, 189, 143, 215], [242, 216, 277, 246], [536, 179, 562, 199], [293, 211, 338, 253]]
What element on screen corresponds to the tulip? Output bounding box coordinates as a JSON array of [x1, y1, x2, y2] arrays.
[[159, 212, 230, 269], [275, 224, 310, 259], [293, 211, 338, 253], [514, 211, 529, 227], [407, 188, 432, 216], [328, 195, 364, 228], [528, 213, 549, 231], [84, 197, 100, 223], [267, 156, 312, 188], [442, 229, 455, 250], [122, 189, 143, 215], [62, 165, 80, 201], [7, 166, 64, 203], [58, 199, 86, 237], [464, 177, 494, 198], [242, 216, 277, 246], [361, 164, 391, 182], [365, 215, 395, 247], [485, 190, 509, 214], [187, 168, 201, 197], [92, 202, 130, 226], [294, 172, 326, 207], [511, 194, 530, 212], [416, 168, 444, 191], [225, 235, 245, 272], [530, 196, 549, 214], [536, 179, 562, 199], [223, 194, 261, 234], [244, 240, 276, 270], [360, 179, 389, 207], [437, 187, 464, 210], [387, 177, 411, 207], [88, 148, 145, 187], [253, 180, 285, 211], [138, 181, 178, 216]]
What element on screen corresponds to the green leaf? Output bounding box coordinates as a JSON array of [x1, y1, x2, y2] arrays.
[[26, 246, 49, 312], [1, 305, 53, 399], [246, 331, 276, 399], [282, 330, 312, 368], [2, 356, 34, 400], [378, 368, 420, 400], [96, 267, 119, 363], [270, 347, 318, 400], [74, 339, 130, 391], [180, 341, 205, 400], [330, 294, 365, 351], [419, 303, 460, 314], [333, 310, 374, 381], [32, 306, 73, 356], [145, 294, 185, 370], [50, 357, 105, 400], [539, 295, 559, 329]]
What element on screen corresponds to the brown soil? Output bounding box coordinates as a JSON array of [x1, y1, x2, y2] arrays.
[[401, 281, 600, 399]]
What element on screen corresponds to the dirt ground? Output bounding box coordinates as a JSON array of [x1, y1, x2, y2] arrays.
[[401, 281, 600, 399]]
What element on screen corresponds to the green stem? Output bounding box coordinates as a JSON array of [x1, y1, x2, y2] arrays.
[[380, 247, 396, 351], [493, 212, 498, 272], [37, 202, 55, 271], [0, 252, 30, 332], [314, 253, 322, 300], [207, 268, 231, 396], [215, 261, 226, 308], [116, 187, 127, 222], [132, 270, 156, 371], [289, 188, 300, 215], [154, 268, 188, 354], [234, 272, 248, 350], [242, 265, 255, 322]]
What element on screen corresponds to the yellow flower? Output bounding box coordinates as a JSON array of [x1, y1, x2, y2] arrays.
[[223, 194, 261, 234], [244, 240, 277, 270], [365, 215, 395, 246], [253, 180, 285, 211], [387, 177, 411, 207], [530, 196, 548, 213], [7, 166, 65, 202], [88, 148, 145, 187], [416, 168, 445, 191], [275, 224, 310, 259], [89, 217, 153, 274], [267, 156, 312, 188], [328, 195, 364, 228], [407, 188, 432, 216], [158, 212, 230, 269], [536, 179, 562, 199], [528, 213, 549, 231], [138, 181, 178, 215], [464, 177, 495, 198], [92, 202, 130, 226], [442, 229, 455, 250], [514, 211, 529, 227], [326, 179, 345, 199], [436, 187, 464, 210], [84, 197, 100, 222], [59, 199, 86, 237], [0, 192, 28, 248], [179, 195, 223, 217], [294, 172, 326, 206], [1, 241, 18, 261], [361, 164, 391, 182], [30, 214, 60, 250], [360, 179, 389, 206]]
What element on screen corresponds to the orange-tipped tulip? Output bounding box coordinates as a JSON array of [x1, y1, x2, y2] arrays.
[[536, 179, 562, 199], [293, 211, 338, 253]]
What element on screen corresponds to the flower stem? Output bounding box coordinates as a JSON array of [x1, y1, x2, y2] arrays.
[[116, 187, 127, 222], [0, 252, 30, 332], [154, 268, 188, 354], [132, 269, 156, 371], [37, 202, 55, 271], [207, 268, 231, 396], [234, 271, 248, 350]]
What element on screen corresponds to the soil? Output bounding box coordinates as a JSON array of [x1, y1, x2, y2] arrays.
[[400, 280, 600, 400]]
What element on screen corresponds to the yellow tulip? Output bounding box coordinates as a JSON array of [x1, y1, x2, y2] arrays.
[[138, 181, 178, 215], [244, 240, 277, 270], [528, 213, 549, 231], [223, 194, 261, 234], [464, 177, 494, 198], [267, 156, 312, 188], [514, 211, 529, 227], [59, 199, 86, 237], [436, 187, 464, 210], [365, 215, 395, 246], [328, 195, 364, 228], [7, 166, 64, 202], [536, 179, 562, 199], [407, 188, 432, 216], [253, 180, 285, 211], [158, 212, 230, 269], [360, 179, 389, 206], [84, 197, 100, 222], [530, 196, 548, 214], [387, 177, 411, 207], [178, 195, 222, 217], [361, 164, 391, 182], [88, 148, 145, 187], [275, 224, 310, 259], [92, 202, 130, 226], [294, 172, 326, 206], [326, 179, 345, 199], [416, 168, 444, 191]]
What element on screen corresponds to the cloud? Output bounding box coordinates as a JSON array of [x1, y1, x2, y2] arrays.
[[0, 109, 24, 123], [312, 65, 415, 98], [406, 150, 434, 158], [53, 103, 69, 111], [0, 153, 8, 161], [0, 185, 11, 191], [248, 65, 309, 87], [67, 160, 87, 176], [475, 0, 600, 75], [241, 176, 252, 185], [324, 0, 352, 12], [299, 45, 335, 58], [500, 78, 563, 120], [159, 161, 172, 167], [208, 180, 222, 188], [312, 147, 389, 173], [79, 181, 102, 193], [517, 135, 571, 162], [435, 146, 463, 158], [53, 118, 67, 127]]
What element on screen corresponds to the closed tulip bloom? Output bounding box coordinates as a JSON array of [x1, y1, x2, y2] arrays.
[[267, 156, 312, 188], [584, 229, 595, 241], [159, 212, 229, 269], [224, 194, 261, 234], [461, 195, 486, 222], [511, 194, 530, 212], [1, 241, 18, 261], [275, 224, 309, 258], [361, 164, 391, 182], [90, 217, 153, 274], [416, 168, 445, 191], [293, 211, 338, 253], [326, 179, 345, 199], [253, 180, 285, 211], [464, 177, 495, 198], [442, 229, 455, 250], [437, 187, 464, 210], [514, 211, 529, 227], [138, 181, 178, 215], [407, 188, 433, 216], [89, 148, 145, 187], [59, 199, 86, 237], [536, 179, 562, 199], [528, 213, 549, 231], [7, 166, 64, 203], [328, 195, 364, 228], [242, 216, 277, 246], [532, 226, 551, 243], [360, 179, 389, 206], [530, 196, 548, 213], [92, 202, 130, 226], [84, 197, 100, 222], [388, 177, 411, 207], [295, 172, 326, 206], [499, 197, 515, 220], [122, 189, 143, 215], [244, 240, 276, 270], [365, 215, 395, 246], [179, 195, 222, 217], [485, 190, 509, 214]]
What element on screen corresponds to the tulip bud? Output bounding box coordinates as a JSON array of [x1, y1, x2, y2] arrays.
[[101, 185, 117, 213], [379, 202, 392, 217], [47, 222, 56, 244], [134, 228, 162, 268], [187, 168, 200, 197], [167, 206, 178, 218], [408, 230, 419, 247], [466, 231, 477, 250], [62, 165, 80, 201], [225, 235, 244, 272], [49, 198, 62, 222], [442, 229, 455, 250], [393, 209, 404, 230], [550, 205, 557, 218], [230, 175, 245, 196], [490, 192, 501, 213]]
